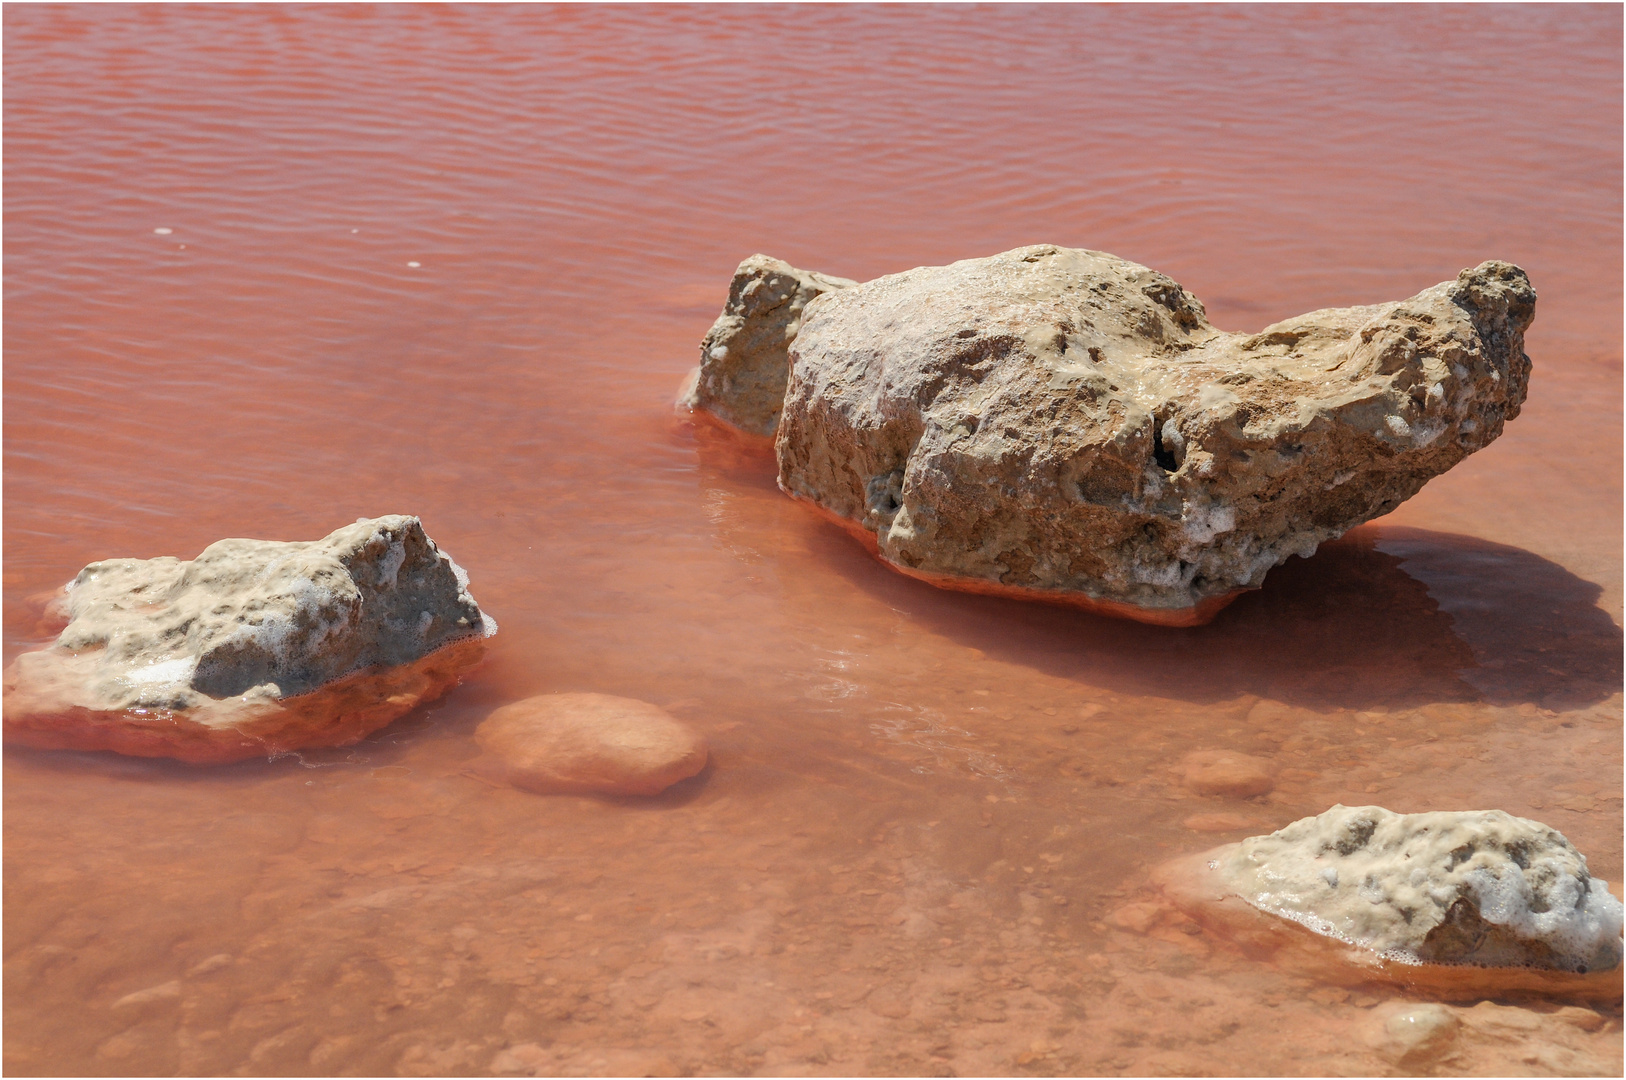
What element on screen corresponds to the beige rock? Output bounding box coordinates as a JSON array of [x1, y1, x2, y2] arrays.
[[185, 954, 234, 977], [1206, 805, 1623, 973], [1553, 1005, 1607, 1033], [774, 245, 1533, 625], [679, 254, 857, 436], [1370, 1003, 1460, 1067], [475, 693, 708, 796], [1109, 901, 1165, 934], [1182, 811, 1266, 833], [2, 516, 495, 764], [111, 980, 182, 1010], [1180, 749, 1275, 798]]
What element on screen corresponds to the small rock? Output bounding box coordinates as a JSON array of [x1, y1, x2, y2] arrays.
[[679, 254, 856, 436], [970, 1002, 1009, 1023], [475, 693, 708, 796], [1205, 805, 1624, 972], [1182, 812, 1262, 832], [186, 953, 233, 976], [1372, 1003, 1460, 1067], [3, 516, 495, 763], [111, 980, 182, 1010], [773, 246, 1534, 624], [1180, 750, 1276, 798], [1109, 901, 1164, 934], [1554, 1005, 1606, 1033]]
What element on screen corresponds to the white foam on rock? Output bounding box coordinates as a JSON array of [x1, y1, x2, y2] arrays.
[[1213, 805, 1623, 973]]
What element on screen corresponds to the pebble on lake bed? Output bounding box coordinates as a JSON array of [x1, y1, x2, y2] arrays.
[[474, 693, 708, 796], [1182, 811, 1267, 833], [1179, 749, 1275, 798], [1163, 804, 1624, 989], [1370, 1003, 1461, 1067]]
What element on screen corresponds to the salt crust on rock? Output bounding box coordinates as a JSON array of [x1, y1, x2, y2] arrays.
[[773, 245, 1534, 625], [1209, 805, 1623, 974], [474, 693, 708, 797], [679, 254, 857, 437], [2, 516, 496, 764]]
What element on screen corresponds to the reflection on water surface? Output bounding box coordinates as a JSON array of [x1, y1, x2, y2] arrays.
[[5, 4, 1621, 1076]]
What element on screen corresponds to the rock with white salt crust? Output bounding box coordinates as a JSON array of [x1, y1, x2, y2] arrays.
[[1206, 805, 1623, 974], [474, 693, 708, 796], [771, 245, 1534, 625], [3, 516, 496, 764]]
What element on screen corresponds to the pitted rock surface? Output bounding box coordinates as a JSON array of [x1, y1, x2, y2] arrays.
[[1210, 805, 1623, 973], [680, 254, 857, 436], [772, 245, 1534, 621], [3, 516, 496, 762]]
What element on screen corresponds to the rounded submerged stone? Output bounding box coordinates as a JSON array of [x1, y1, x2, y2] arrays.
[[1371, 1003, 1461, 1068], [475, 693, 708, 797], [1179, 749, 1276, 798], [2, 515, 496, 764]]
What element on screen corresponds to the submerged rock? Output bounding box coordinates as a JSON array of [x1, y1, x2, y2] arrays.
[[679, 254, 857, 437], [474, 693, 708, 796], [1369, 1003, 1461, 1069], [773, 245, 1534, 625], [2, 516, 496, 764], [1179, 749, 1275, 798], [1199, 805, 1623, 974]]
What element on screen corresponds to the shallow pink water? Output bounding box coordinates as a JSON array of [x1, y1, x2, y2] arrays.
[[4, 5, 1622, 1076]]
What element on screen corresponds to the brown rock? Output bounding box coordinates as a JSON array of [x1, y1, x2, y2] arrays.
[[679, 254, 857, 437], [1370, 1003, 1461, 1068], [1180, 750, 1276, 798], [475, 693, 708, 796], [774, 245, 1534, 624], [1182, 811, 1265, 833], [1109, 901, 1165, 934]]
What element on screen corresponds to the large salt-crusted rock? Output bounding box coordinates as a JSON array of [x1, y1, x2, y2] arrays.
[[679, 254, 857, 436], [1203, 805, 1623, 974], [774, 245, 1534, 625], [2, 516, 496, 764]]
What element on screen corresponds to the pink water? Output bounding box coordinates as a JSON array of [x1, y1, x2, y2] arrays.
[[4, 5, 1622, 1075]]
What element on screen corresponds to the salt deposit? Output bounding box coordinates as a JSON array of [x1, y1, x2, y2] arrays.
[[2, 516, 495, 763], [1206, 805, 1623, 973]]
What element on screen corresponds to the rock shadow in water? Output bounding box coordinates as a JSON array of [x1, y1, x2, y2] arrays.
[[801, 519, 1621, 713]]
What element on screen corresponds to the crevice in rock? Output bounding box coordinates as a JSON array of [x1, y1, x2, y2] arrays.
[[866, 470, 905, 519], [1151, 415, 1179, 473]]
